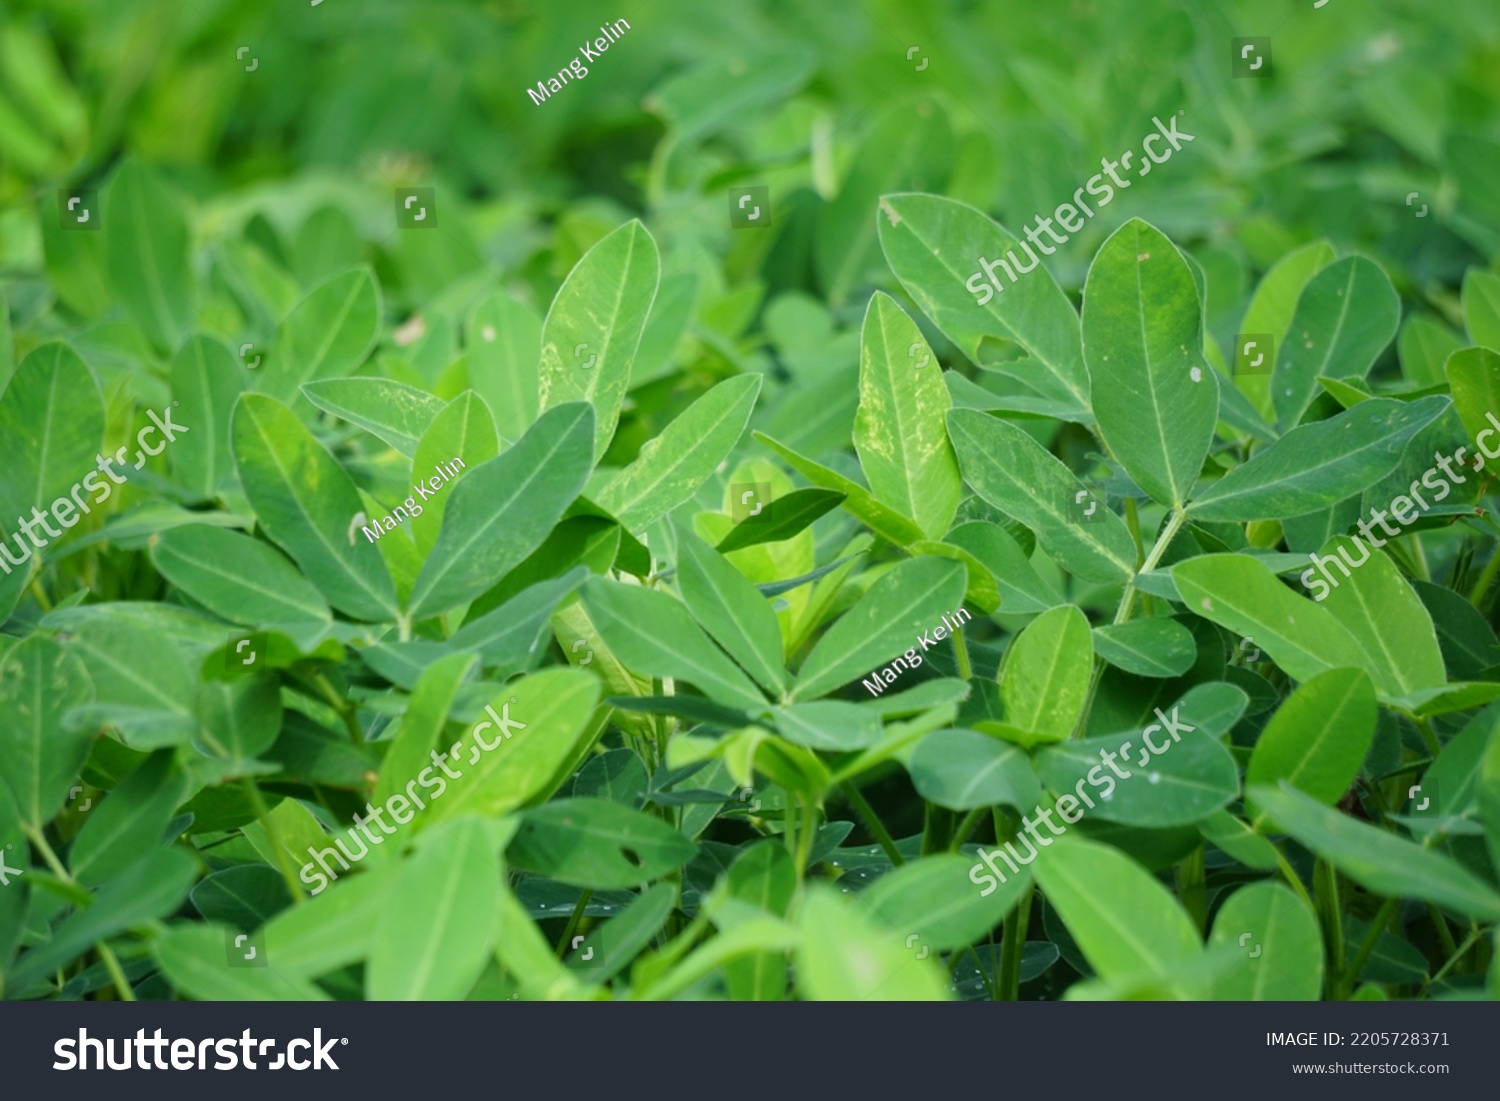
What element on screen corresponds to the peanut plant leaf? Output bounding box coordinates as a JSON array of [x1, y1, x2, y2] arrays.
[[998, 605, 1092, 747], [1032, 835, 1202, 992], [169, 335, 245, 498], [908, 728, 1040, 811], [537, 220, 661, 461], [754, 432, 927, 547], [596, 373, 761, 531], [674, 525, 789, 697], [1462, 267, 1500, 350], [877, 192, 1090, 418], [368, 818, 500, 1000], [68, 750, 189, 887], [583, 576, 768, 711], [1207, 882, 1323, 1000], [1172, 554, 1372, 685], [1084, 218, 1218, 509], [793, 557, 967, 701], [150, 524, 332, 636], [0, 341, 104, 538], [1317, 538, 1446, 695], [407, 402, 594, 621], [1092, 618, 1197, 678], [1271, 255, 1399, 430], [409, 390, 500, 557], [467, 290, 541, 442], [853, 292, 962, 538], [1445, 346, 1500, 445], [948, 409, 1136, 585], [231, 393, 400, 622], [1187, 396, 1450, 522], [0, 637, 95, 830], [715, 487, 846, 553], [1236, 239, 1336, 419], [1245, 668, 1376, 824], [257, 268, 381, 404], [300, 377, 446, 458], [509, 798, 697, 889], [1249, 782, 1500, 923], [156, 923, 332, 1001], [103, 161, 194, 352], [862, 853, 1026, 951], [796, 884, 951, 1001]]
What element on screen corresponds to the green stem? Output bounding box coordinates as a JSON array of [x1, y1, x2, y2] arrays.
[[241, 779, 306, 903], [1470, 546, 1500, 610], [1426, 901, 1459, 960], [313, 673, 364, 744], [951, 626, 973, 681], [1271, 846, 1318, 921], [1176, 843, 1207, 934], [1314, 859, 1344, 994], [1339, 896, 1398, 999], [556, 890, 593, 959], [950, 807, 985, 852], [27, 575, 52, 612], [1413, 717, 1442, 758], [841, 782, 903, 866], [997, 883, 1033, 1001], [97, 942, 135, 1002], [1426, 927, 1483, 991]]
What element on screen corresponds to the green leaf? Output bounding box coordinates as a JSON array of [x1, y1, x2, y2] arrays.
[[1462, 267, 1500, 350], [263, 864, 396, 978], [1250, 782, 1500, 922], [715, 487, 845, 553], [300, 377, 445, 458], [1171, 554, 1371, 684], [466, 290, 541, 442], [69, 750, 188, 887], [537, 220, 661, 461], [448, 569, 588, 673], [1271, 256, 1400, 430], [1399, 315, 1463, 388], [190, 865, 291, 929], [1187, 396, 1449, 522], [1092, 618, 1197, 678], [754, 433, 926, 547], [568, 882, 677, 985], [944, 520, 1062, 614], [10, 847, 197, 991], [1034, 721, 1239, 828], [231, 393, 399, 622], [509, 798, 696, 889], [793, 557, 967, 701], [908, 728, 1040, 811], [853, 292, 962, 538], [407, 402, 594, 621], [150, 524, 332, 637], [421, 669, 601, 825], [1445, 346, 1500, 445], [1084, 219, 1218, 508], [1207, 882, 1323, 1000], [583, 576, 767, 711], [795, 884, 950, 1001], [374, 652, 478, 808], [63, 616, 199, 749], [674, 525, 788, 697], [863, 853, 1026, 950], [773, 700, 884, 750], [256, 268, 381, 404], [1245, 668, 1376, 823], [368, 818, 500, 1000], [946, 409, 1136, 585], [596, 373, 761, 531], [877, 192, 1090, 418], [998, 605, 1092, 747], [1236, 239, 1336, 418], [103, 162, 193, 351], [1317, 538, 1446, 695], [0, 637, 95, 829], [196, 674, 281, 761], [1032, 835, 1202, 993], [0, 341, 104, 537], [409, 390, 500, 557], [156, 923, 331, 1001], [169, 335, 245, 497]]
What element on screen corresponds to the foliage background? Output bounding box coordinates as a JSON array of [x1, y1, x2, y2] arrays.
[[1, 0, 1500, 1002]]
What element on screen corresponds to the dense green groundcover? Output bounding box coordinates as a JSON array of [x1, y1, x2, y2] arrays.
[[2, 0, 1500, 1001]]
